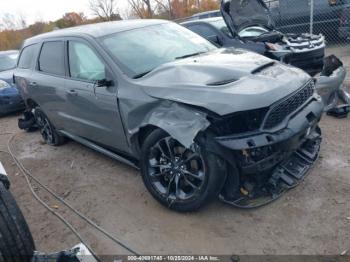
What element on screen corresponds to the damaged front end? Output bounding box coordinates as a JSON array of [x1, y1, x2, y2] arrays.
[[205, 81, 323, 208], [315, 55, 350, 118]]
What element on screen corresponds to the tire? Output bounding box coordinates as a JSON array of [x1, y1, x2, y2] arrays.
[[141, 129, 227, 212], [34, 107, 65, 146], [0, 183, 35, 262]]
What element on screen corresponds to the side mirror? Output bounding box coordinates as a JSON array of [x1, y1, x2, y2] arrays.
[[207, 35, 222, 46], [96, 79, 113, 87]]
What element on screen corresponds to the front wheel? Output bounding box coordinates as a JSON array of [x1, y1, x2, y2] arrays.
[[141, 129, 226, 212]]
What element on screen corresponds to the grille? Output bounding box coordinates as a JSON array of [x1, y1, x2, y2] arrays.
[[264, 81, 315, 129]]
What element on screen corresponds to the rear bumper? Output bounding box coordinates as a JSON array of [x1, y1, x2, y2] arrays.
[[212, 99, 324, 208]]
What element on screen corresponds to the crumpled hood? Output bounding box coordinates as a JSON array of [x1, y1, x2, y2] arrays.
[[221, 0, 273, 35], [139, 49, 311, 116]]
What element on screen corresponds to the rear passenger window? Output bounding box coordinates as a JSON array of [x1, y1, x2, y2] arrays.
[[38, 41, 65, 76], [18, 44, 38, 69]]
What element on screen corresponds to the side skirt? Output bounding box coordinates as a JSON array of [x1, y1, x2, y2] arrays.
[[58, 130, 139, 170]]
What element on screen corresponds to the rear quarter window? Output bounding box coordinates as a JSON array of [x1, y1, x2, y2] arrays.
[[18, 44, 39, 69], [38, 41, 65, 76]]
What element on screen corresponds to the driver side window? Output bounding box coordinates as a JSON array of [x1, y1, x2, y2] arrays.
[[68, 41, 105, 81]]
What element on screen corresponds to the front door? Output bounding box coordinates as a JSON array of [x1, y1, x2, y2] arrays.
[[63, 39, 129, 152]]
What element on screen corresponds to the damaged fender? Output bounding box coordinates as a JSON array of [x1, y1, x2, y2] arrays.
[[124, 100, 210, 149]]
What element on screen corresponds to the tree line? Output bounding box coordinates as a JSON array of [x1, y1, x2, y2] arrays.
[[0, 0, 219, 51]]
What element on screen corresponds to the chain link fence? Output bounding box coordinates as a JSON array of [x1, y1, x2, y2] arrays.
[[263, 0, 350, 84]]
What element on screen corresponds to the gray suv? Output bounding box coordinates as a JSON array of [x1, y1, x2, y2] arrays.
[[15, 20, 323, 211]]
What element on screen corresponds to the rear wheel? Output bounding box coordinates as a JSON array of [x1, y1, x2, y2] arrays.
[[141, 129, 226, 212], [0, 183, 35, 262], [34, 108, 65, 146]]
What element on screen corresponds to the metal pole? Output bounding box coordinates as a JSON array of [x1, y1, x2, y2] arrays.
[[310, 0, 314, 34]]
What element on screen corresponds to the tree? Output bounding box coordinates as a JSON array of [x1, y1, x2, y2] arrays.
[[56, 12, 86, 28], [128, 0, 154, 18], [89, 0, 122, 21]]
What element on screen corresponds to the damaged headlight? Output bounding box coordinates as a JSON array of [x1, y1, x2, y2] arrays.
[[0, 80, 10, 89], [208, 108, 269, 137]]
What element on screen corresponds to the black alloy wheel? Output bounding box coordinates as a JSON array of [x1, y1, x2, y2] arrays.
[[141, 129, 226, 212]]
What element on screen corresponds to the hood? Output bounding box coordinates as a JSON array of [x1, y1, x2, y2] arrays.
[[0, 69, 15, 85], [220, 0, 273, 35], [139, 49, 311, 116]]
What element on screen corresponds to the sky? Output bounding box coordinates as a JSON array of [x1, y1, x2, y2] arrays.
[[0, 0, 128, 27]]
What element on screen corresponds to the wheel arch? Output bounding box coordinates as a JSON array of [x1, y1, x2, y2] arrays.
[[25, 98, 39, 110]]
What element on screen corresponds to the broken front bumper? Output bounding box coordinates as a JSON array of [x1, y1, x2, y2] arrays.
[[214, 98, 323, 208]]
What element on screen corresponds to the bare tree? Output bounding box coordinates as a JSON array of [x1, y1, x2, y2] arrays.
[[127, 0, 154, 18], [0, 14, 16, 30], [0, 13, 27, 30], [89, 0, 121, 21], [154, 0, 173, 19]]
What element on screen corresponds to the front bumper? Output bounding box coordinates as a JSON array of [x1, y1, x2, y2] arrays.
[[213, 99, 324, 208], [339, 26, 350, 38], [285, 48, 324, 76], [0, 95, 25, 115]]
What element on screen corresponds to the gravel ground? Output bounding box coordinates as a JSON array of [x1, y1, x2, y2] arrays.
[[0, 111, 349, 256]]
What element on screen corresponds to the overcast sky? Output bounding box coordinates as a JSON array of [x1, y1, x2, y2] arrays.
[[0, 0, 128, 27]]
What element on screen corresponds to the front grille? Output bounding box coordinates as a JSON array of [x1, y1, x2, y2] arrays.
[[264, 81, 315, 129]]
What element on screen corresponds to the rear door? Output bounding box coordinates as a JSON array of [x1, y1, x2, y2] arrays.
[[14, 43, 40, 106], [30, 40, 67, 128], [63, 38, 128, 152]]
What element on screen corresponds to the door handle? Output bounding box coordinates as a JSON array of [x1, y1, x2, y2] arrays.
[[66, 89, 78, 96], [29, 81, 37, 87]]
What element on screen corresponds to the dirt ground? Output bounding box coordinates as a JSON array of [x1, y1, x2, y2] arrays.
[[0, 47, 349, 256], [0, 108, 349, 256]]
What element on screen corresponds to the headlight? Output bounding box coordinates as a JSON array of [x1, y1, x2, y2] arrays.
[[0, 80, 10, 89], [208, 108, 269, 136]]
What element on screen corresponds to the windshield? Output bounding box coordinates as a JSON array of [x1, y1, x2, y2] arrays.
[[102, 22, 216, 78], [207, 18, 233, 38], [0, 53, 18, 72]]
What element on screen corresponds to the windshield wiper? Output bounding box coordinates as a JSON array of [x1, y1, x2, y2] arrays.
[[133, 70, 152, 79], [175, 52, 206, 60]]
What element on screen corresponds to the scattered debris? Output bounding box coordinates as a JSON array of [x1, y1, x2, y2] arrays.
[[341, 250, 348, 256]]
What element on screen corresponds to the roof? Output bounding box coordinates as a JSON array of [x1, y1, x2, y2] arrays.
[[24, 19, 169, 46], [181, 17, 223, 25], [191, 10, 220, 17]]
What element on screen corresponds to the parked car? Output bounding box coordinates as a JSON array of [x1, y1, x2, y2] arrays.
[[181, 17, 267, 55], [182, 0, 325, 76], [266, 0, 350, 39], [339, 4, 350, 39], [15, 20, 323, 211], [0, 50, 25, 116], [186, 0, 350, 40]]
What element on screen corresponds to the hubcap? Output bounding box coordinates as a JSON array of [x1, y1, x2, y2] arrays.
[[147, 137, 206, 202]]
